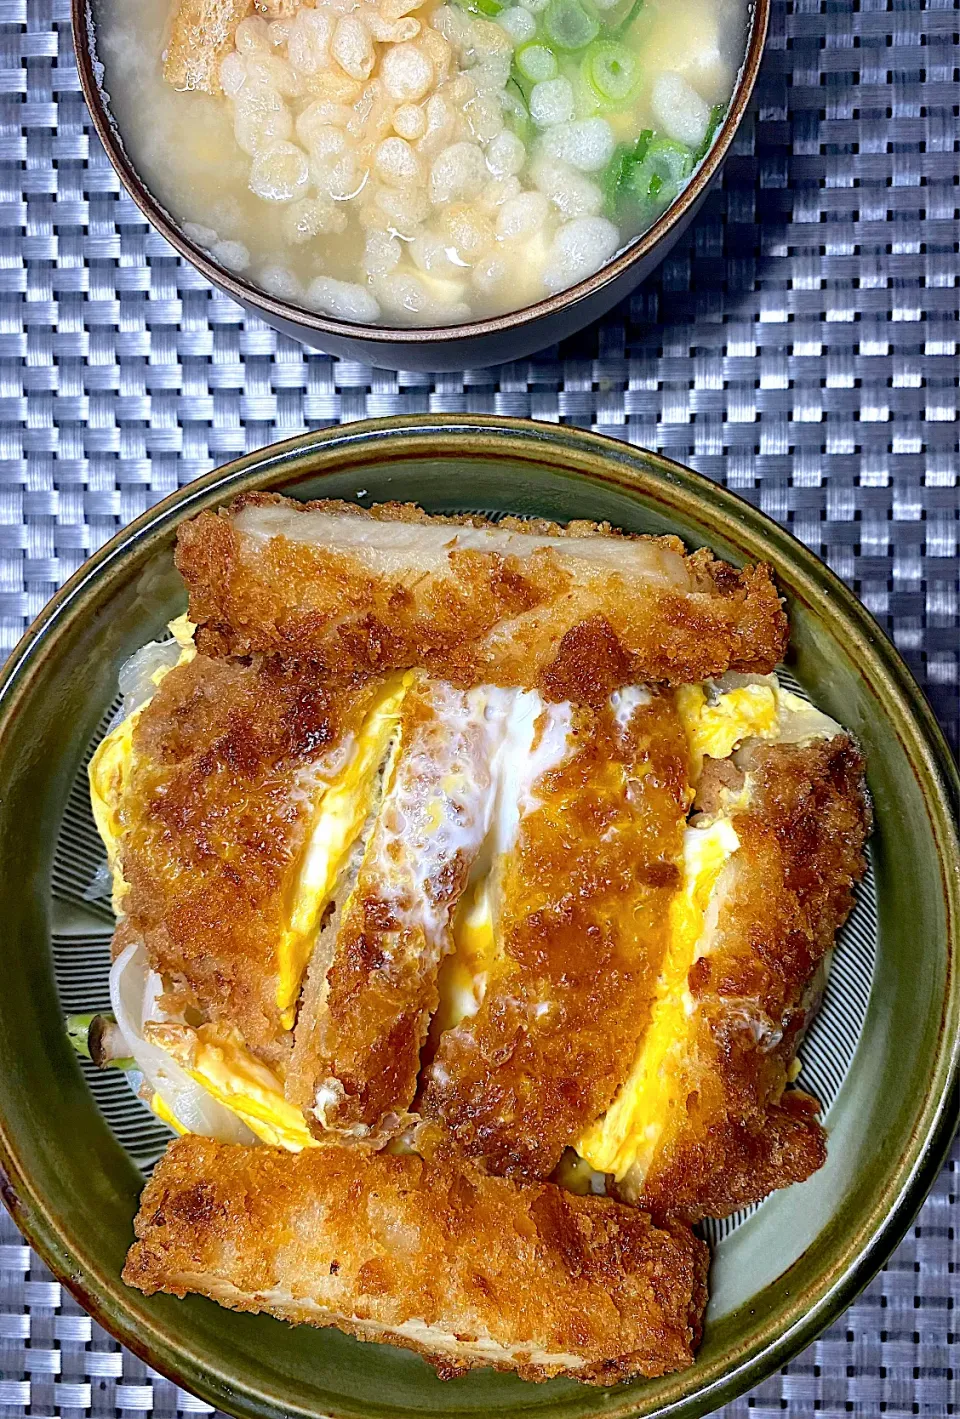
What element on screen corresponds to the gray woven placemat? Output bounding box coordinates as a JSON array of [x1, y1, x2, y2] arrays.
[[0, 0, 957, 1412]]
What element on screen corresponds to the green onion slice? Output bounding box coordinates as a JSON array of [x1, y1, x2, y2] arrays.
[[632, 127, 652, 163], [543, 0, 600, 51], [601, 128, 651, 214], [625, 135, 693, 212], [582, 40, 639, 105], [502, 79, 532, 140], [515, 41, 560, 83], [66, 1012, 96, 1062], [453, 0, 505, 16], [602, 143, 632, 214], [694, 102, 725, 163], [606, 0, 644, 37]]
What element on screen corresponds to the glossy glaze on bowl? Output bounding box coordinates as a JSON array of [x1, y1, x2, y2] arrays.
[[71, 0, 767, 369], [0, 417, 957, 1419]]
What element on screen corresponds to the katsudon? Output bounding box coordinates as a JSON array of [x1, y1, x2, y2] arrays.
[[72, 495, 870, 1384]]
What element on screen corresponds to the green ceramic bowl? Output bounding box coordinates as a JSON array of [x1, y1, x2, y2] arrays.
[[0, 417, 957, 1419]]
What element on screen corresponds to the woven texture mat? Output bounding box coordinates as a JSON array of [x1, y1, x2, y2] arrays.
[[0, 0, 957, 1412]]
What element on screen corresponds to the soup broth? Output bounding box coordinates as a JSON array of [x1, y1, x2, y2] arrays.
[[94, 0, 747, 325]]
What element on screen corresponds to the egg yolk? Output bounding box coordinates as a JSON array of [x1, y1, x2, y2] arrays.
[[435, 874, 498, 1035], [147, 1022, 317, 1151], [574, 816, 739, 1180], [149, 1090, 189, 1135], [676, 682, 779, 785], [275, 672, 412, 1029], [88, 616, 197, 910]]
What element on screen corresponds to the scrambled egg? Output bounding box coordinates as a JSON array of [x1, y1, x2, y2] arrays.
[[89, 713, 140, 912], [676, 675, 839, 788], [575, 817, 739, 1180], [89, 615, 196, 911], [435, 875, 497, 1035], [147, 1023, 317, 1151], [676, 680, 779, 785], [274, 672, 411, 1029]]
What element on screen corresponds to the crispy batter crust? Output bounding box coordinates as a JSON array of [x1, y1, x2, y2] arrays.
[[420, 692, 690, 1180], [615, 735, 870, 1222], [175, 495, 788, 699], [124, 1135, 708, 1383], [287, 678, 499, 1139], [116, 653, 374, 1063], [659, 1091, 827, 1222], [163, 0, 252, 94]]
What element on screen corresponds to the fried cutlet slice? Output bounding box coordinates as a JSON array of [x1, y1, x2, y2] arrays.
[[418, 688, 690, 1181], [101, 652, 404, 1065], [287, 677, 512, 1142], [582, 732, 870, 1223], [123, 1134, 708, 1384], [174, 494, 788, 698], [163, 0, 252, 95]]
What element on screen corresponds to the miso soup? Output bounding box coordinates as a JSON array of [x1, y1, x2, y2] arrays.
[[94, 0, 747, 325]]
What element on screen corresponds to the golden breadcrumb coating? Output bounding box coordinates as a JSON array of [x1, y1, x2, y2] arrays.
[[175, 495, 788, 698], [287, 676, 501, 1140], [114, 653, 376, 1063], [420, 691, 689, 1180], [615, 734, 871, 1222], [163, 0, 253, 95], [124, 1135, 708, 1383]]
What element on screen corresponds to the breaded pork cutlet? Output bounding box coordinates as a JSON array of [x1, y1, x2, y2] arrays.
[[124, 1134, 708, 1384], [175, 494, 788, 698], [286, 675, 510, 1142], [580, 729, 870, 1223], [96, 650, 400, 1065], [418, 687, 690, 1180]]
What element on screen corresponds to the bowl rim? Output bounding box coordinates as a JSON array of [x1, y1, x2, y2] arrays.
[[0, 415, 958, 1419], [71, 0, 769, 346]]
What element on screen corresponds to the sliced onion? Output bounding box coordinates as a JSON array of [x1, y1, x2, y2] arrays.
[[118, 637, 183, 716], [109, 942, 256, 1143]]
